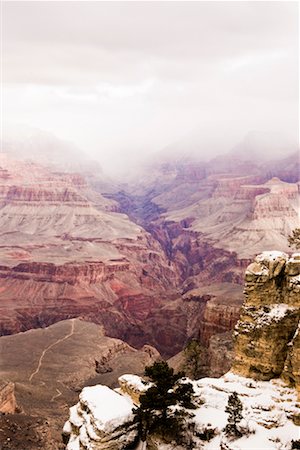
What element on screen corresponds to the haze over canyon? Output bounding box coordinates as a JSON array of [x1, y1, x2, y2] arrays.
[[0, 128, 299, 448]]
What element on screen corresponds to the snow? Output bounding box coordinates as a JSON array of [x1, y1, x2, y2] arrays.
[[188, 372, 300, 450], [118, 374, 151, 392], [256, 304, 293, 326], [66, 435, 80, 450], [79, 385, 135, 433], [69, 404, 84, 428], [289, 274, 300, 288], [291, 253, 300, 261], [256, 251, 288, 262], [65, 372, 299, 450], [63, 420, 72, 435]]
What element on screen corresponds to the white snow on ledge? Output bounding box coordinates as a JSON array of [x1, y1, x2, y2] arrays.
[[256, 251, 288, 262], [119, 373, 152, 392], [190, 372, 299, 450], [79, 385, 135, 433]]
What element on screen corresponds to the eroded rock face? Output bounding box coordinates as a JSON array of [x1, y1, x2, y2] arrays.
[[232, 251, 300, 396], [0, 153, 181, 345], [0, 381, 16, 414]]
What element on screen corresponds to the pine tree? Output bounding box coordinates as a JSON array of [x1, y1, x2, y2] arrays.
[[133, 361, 195, 444], [288, 228, 300, 250], [224, 392, 243, 438]]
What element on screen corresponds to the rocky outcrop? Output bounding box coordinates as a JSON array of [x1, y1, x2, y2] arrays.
[[118, 373, 151, 405], [232, 251, 300, 397], [64, 373, 300, 450], [63, 386, 138, 450], [0, 381, 16, 414], [0, 260, 130, 285]]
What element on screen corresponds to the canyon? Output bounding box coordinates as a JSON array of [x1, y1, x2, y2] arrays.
[[64, 251, 300, 450], [0, 149, 298, 359], [0, 143, 299, 449]]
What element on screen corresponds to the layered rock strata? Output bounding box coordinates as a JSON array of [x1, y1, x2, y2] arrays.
[[232, 251, 300, 396], [0, 153, 180, 345], [118, 374, 151, 405]]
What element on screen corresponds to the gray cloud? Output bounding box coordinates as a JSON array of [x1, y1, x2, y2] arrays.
[[3, 1, 298, 175]]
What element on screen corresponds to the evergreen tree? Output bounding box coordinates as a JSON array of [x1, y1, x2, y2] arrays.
[[183, 339, 208, 379], [133, 361, 195, 444], [224, 392, 243, 438], [288, 228, 300, 250]]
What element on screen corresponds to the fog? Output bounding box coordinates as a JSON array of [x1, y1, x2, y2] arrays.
[[2, 1, 299, 175]]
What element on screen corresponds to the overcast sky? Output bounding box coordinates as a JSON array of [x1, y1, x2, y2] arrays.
[[2, 1, 299, 174]]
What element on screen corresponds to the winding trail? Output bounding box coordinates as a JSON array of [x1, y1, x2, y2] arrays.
[[29, 318, 76, 382], [51, 388, 62, 402]]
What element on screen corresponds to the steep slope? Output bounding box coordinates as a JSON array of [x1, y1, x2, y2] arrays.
[[110, 151, 299, 287], [0, 153, 179, 345], [0, 319, 160, 449]]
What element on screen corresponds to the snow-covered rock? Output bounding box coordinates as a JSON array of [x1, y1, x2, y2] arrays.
[[189, 372, 300, 450], [233, 252, 300, 398], [117, 374, 151, 405], [63, 385, 138, 449]]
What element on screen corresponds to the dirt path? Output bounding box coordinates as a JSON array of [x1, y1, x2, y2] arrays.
[[50, 388, 62, 402], [29, 319, 76, 382]]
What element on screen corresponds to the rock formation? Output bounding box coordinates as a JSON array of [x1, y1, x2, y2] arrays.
[[0, 381, 16, 414], [63, 385, 138, 450], [64, 372, 300, 450], [1, 149, 298, 362], [118, 374, 151, 405], [232, 251, 300, 399]]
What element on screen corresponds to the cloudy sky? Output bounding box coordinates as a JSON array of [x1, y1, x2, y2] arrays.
[[2, 1, 299, 174]]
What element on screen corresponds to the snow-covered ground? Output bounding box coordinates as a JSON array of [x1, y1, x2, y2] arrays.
[[189, 372, 299, 450]]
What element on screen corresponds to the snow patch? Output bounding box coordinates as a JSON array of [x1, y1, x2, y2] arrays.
[[119, 374, 152, 393], [256, 304, 293, 327], [187, 373, 299, 450], [256, 251, 288, 262], [79, 385, 135, 433]]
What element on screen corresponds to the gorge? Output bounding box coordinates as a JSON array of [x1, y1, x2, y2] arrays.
[[0, 145, 299, 449]]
